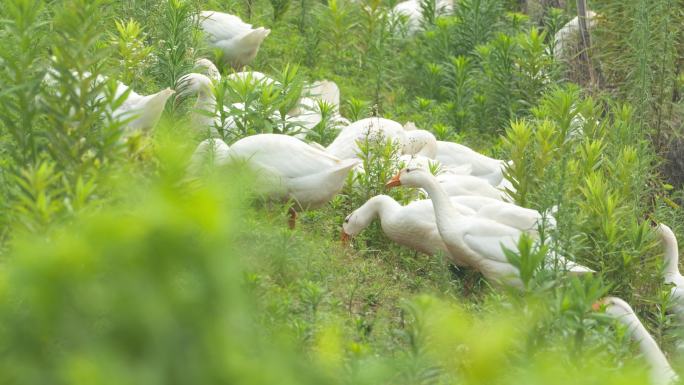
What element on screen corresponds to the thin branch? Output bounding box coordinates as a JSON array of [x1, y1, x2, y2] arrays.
[[576, 0, 596, 87]]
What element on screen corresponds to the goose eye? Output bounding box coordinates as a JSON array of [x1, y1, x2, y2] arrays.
[[406, 168, 412, 173]]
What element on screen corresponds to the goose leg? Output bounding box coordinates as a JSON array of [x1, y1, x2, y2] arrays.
[[288, 206, 298, 229]]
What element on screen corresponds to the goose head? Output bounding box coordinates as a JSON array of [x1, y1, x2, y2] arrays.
[[655, 223, 682, 285], [341, 195, 390, 243], [177, 73, 214, 100], [593, 296, 635, 319], [593, 296, 679, 385], [386, 167, 432, 189], [340, 212, 361, 244]]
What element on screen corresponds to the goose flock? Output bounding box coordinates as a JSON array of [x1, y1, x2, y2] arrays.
[[52, 8, 679, 384]]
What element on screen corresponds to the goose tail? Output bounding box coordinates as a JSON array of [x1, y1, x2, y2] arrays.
[[334, 158, 362, 173], [240, 27, 271, 47]]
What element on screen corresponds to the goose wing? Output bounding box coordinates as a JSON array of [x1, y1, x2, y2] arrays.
[[462, 221, 523, 264], [230, 134, 345, 179]]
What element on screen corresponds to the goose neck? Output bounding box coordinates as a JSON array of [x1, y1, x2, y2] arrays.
[[662, 233, 681, 280], [196, 92, 217, 112], [625, 315, 675, 382], [414, 172, 460, 222], [359, 195, 399, 222]]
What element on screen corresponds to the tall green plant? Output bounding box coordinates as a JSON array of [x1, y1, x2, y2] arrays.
[[0, 0, 47, 165], [594, 0, 682, 138], [109, 19, 153, 87], [153, 0, 199, 114], [502, 86, 659, 303]]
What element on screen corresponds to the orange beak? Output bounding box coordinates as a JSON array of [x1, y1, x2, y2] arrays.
[[385, 173, 402, 188], [591, 301, 603, 311], [340, 230, 350, 244]]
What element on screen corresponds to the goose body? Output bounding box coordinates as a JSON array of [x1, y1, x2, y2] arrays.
[[436, 141, 508, 186], [595, 297, 679, 385], [188, 137, 231, 174], [290, 80, 350, 137], [177, 73, 221, 134], [43, 69, 173, 133], [327, 118, 436, 160], [326, 117, 405, 160], [342, 195, 473, 266], [404, 129, 438, 158], [225, 71, 279, 87], [194, 58, 222, 82], [178, 72, 324, 137], [304, 80, 341, 111], [288, 97, 323, 137], [450, 196, 554, 232], [392, 0, 453, 35], [386, 168, 591, 288], [554, 11, 598, 61], [191, 135, 358, 209], [200, 11, 270, 68], [342, 195, 553, 266], [113, 84, 175, 132], [436, 174, 509, 201]]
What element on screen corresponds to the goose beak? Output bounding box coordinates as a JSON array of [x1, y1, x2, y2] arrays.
[[340, 230, 350, 244], [385, 173, 401, 188], [591, 300, 603, 311]]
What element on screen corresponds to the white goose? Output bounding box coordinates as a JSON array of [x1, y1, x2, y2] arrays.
[[342, 194, 554, 266], [400, 151, 506, 200], [304, 80, 341, 111], [43, 69, 174, 133], [655, 224, 684, 319], [342, 195, 473, 266], [403, 129, 438, 158], [436, 174, 509, 201], [291, 80, 351, 135], [200, 11, 270, 69], [327, 118, 437, 160], [177, 72, 276, 136], [658, 224, 684, 286], [594, 297, 679, 385], [400, 154, 447, 171], [225, 71, 279, 87], [188, 137, 231, 174], [436, 140, 510, 186], [392, 0, 454, 35], [449, 195, 555, 232], [190, 135, 359, 225], [357, 154, 507, 202], [112, 85, 175, 133], [194, 58, 222, 82], [177, 73, 221, 134], [178, 72, 324, 138], [554, 11, 599, 61], [385, 168, 591, 288]]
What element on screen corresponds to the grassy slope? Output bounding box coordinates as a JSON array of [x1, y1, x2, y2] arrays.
[[198, 0, 681, 361]]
